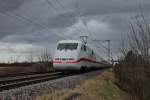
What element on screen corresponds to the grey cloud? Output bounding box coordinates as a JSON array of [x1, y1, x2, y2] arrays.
[[1, 28, 64, 44], [45, 10, 79, 28], [0, 0, 28, 12], [0, 13, 37, 39], [0, 0, 150, 61], [78, 0, 150, 16]]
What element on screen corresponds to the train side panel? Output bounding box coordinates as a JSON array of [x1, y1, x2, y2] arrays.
[[78, 44, 106, 69]]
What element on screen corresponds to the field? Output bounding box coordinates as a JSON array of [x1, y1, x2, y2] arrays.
[[0, 62, 52, 77], [36, 69, 129, 100]]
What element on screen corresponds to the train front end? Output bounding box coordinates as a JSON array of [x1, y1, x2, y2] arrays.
[[53, 40, 81, 71]]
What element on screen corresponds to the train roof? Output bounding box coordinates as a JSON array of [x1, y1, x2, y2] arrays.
[[58, 40, 82, 44]]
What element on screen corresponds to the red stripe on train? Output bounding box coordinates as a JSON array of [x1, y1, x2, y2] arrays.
[[53, 57, 105, 64], [53, 61, 78, 64]]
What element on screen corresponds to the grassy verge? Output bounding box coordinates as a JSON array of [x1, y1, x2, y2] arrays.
[[36, 69, 129, 100]]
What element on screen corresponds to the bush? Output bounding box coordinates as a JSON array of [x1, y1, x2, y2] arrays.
[[114, 51, 150, 100], [114, 14, 150, 100]]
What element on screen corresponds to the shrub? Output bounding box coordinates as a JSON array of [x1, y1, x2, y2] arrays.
[[114, 14, 150, 100]]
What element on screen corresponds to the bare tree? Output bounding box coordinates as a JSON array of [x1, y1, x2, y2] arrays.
[[120, 14, 150, 61], [10, 56, 14, 63], [26, 51, 34, 63], [38, 49, 52, 63], [130, 15, 150, 60], [114, 14, 150, 100]]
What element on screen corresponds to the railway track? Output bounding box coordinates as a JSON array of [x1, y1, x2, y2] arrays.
[[0, 68, 109, 91], [0, 72, 65, 91]]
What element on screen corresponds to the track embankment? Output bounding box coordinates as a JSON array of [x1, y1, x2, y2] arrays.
[[0, 69, 106, 100], [0, 72, 62, 91], [37, 69, 129, 100]]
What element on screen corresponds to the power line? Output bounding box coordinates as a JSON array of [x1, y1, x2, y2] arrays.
[[54, 0, 84, 34], [93, 39, 111, 62], [46, 0, 84, 35], [46, 0, 91, 41], [0, 1, 52, 29], [1, 1, 68, 40], [55, 0, 66, 10], [0, 0, 85, 40], [0, 10, 66, 40], [46, 0, 60, 12], [0, 10, 39, 27], [0, 2, 42, 27], [73, 0, 96, 42], [82, 19, 94, 39]]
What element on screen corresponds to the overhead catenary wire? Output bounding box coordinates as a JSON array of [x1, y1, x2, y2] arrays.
[[0, 2, 41, 27], [3, 0, 84, 40], [56, 0, 84, 34], [46, 0, 60, 12], [0, 1, 67, 40], [51, 0, 111, 60], [73, 0, 95, 41], [0, 9, 39, 27], [0, 0, 91, 40], [82, 19, 94, 39], [73, 0, 100, 44], [46, 0, 85, 35], [73, 0, 102, 52], [0, 1, 48, 27], [0, 1, 56, 30], [55, 0, 66, 11]]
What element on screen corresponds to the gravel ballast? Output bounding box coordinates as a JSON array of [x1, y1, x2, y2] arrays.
[[0, 70, 105, 100]]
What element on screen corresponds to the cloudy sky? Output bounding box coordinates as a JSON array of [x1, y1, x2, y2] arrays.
[[0, 0, 150, 62]]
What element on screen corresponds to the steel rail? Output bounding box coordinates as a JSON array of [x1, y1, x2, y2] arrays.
[[0, 72, 64, 91], [0, 68, 110, 91]]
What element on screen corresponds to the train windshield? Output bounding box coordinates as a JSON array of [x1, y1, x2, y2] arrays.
[[57, 43, 78, 50]]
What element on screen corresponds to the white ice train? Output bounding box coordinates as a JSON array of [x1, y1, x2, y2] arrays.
[[53, 40, 110, 71]]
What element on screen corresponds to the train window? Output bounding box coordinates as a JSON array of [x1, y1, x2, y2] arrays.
[[55, 58, 59, 60], [84, 45, 86, 51], [81, 45, 86, 52], [57, 43, 78, 50], [92, 50, 94, 55]]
